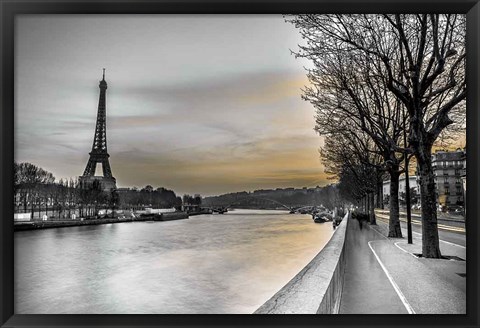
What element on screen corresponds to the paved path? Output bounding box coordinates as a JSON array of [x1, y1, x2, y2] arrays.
[[372, 219, 466, 297], [340, 217, 466, 314], [339, 218, 408, 314]]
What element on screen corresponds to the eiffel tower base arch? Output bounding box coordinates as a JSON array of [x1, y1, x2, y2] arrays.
[[79, 175, 117, 192]]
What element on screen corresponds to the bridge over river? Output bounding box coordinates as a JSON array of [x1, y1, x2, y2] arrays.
[[206, 194, 321, 213]]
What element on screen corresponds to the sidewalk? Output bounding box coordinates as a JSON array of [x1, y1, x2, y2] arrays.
[[339, 217, 466, 314], [339, 218, 408, 314]]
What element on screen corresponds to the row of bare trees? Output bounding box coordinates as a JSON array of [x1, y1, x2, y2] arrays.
[[14, 162, 188, 220], [14, 162, 186, 219], [14, 162, 118, 219], [14, 162, 55, 217], [289, 14, 466, 258]]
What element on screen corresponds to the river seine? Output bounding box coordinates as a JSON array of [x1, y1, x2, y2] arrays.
[[15, 209, 334, 314]]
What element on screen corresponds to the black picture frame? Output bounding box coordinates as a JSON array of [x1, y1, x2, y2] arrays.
[[1, 1, 479, 327]]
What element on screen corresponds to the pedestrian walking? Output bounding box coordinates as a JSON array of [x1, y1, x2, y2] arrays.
[[356, 213, 367, 230]]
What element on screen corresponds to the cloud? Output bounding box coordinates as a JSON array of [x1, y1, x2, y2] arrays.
[[15, 15, 327, 195], [16, 69, 327, 195], [107, 128, 326, 196]]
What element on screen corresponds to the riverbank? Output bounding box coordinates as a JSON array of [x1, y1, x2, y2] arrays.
[[14, 212, 189, 231], [255, 211, 349, 314]]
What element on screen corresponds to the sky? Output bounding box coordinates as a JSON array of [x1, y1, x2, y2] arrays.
[[15, 15, 328, 196]]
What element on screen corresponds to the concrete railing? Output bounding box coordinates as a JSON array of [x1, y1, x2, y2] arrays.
[[254, 211, 350, 314]]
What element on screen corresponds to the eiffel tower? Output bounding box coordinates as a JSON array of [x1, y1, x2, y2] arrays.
[[79, 69, 116, 191]]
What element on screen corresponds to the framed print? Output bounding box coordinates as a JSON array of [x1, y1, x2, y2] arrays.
[[1, 1, 479, 328]]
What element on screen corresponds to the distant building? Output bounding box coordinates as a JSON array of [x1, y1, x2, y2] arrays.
[[283, 187, 296, 196], [382, 148, 466, 208], [431, 148, 466, 207], [253, 189, 275, 196], [383, 176, 419, 203]]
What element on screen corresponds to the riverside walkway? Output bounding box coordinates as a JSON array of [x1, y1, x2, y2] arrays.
[[339, 216, 466, 314]]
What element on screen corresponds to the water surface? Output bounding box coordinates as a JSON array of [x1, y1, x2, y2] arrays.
[[15, 209, 334, 314]]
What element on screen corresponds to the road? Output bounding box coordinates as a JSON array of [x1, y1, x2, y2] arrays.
[[375, 210, 465, 247]]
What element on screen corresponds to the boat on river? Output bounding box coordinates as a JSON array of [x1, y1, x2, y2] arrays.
[[312, 211, 334, 223], [212, 208, 228, 214], [313, 216, 327, 223]]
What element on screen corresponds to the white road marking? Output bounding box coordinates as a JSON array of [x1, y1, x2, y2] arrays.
[[373, 221, 466, 251], [376, 215, 466, 239], [365, 215, 465, 314], [368, 241, 416, 314], [375, 213, 465, 233], [394, 242, 419, 258], [410, 231, 466, 249]]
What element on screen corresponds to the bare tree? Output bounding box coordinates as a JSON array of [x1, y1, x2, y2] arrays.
[[321, 132, 383, 225], [108, 189, 119, 217], [15, 162, 55, 218], [288, 14, 465, 258], [295, 37, 409, 236]]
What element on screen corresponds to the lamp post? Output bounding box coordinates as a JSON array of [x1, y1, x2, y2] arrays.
[[403, 111, 413, 244]]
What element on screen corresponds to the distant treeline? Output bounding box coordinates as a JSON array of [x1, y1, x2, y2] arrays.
[[14, 162, 118, 218], [118, 185, 182, 210], [14, 162, 189, 219], [203, 185, 341, 209]]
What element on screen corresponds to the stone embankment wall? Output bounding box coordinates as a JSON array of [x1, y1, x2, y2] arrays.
[[255, 211, 350, 314]]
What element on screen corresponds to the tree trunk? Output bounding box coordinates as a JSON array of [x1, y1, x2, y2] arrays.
[[364, 195, 368, 216], [377, 178, 383, 209], [23, 192, 27, 213], [369, 192, 376, 225], [388, 171, 403, 237], [381, 183, 384, 209], [31, 193, 35, 219], [417, 151, 442, 258], [366, 195, 369, 215]]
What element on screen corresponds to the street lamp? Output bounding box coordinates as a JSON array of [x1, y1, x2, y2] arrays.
[[403, 111, 413, 244]]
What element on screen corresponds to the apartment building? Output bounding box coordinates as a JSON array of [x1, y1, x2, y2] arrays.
[[432, 148, 466, 207]]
